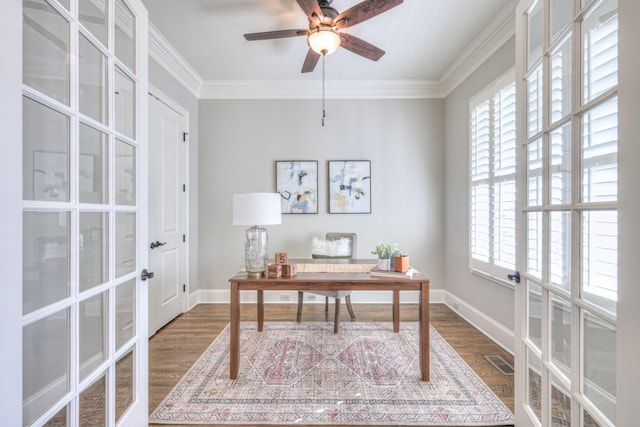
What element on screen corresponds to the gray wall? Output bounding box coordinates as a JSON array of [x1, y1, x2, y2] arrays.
[[443, 37, 516, 331], [149, 57, 200, 296], [198, 98, 445, 296]]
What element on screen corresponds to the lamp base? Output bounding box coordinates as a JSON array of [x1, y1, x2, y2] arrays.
[[246, 271, 264, 278], [245, 225, 268, 276]]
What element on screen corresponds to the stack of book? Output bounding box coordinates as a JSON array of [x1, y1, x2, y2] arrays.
[[369, 267, 416, 278]]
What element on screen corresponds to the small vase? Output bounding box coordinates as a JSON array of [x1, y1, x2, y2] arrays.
[[377, 258, 390, 271]]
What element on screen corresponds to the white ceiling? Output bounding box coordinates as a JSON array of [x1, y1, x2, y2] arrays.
[[142, 0, 517, 95]]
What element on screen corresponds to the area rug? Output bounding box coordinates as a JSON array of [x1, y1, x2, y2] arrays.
[[150, 322, 513, 425]]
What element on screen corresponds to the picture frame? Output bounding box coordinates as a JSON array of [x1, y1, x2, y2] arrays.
[[275, 160, 318, 214], [328, 160, 371, 214]]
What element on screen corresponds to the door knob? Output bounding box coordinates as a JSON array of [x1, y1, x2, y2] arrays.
[[150, 241, 167, 249], [507, 271, 521, 283], [140, 269, 155, 281]]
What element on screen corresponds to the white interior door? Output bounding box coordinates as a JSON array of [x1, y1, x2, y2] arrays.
[[148, 92, 188, 336], [21, 0, 149, 425], [514, 0, 619, 426]]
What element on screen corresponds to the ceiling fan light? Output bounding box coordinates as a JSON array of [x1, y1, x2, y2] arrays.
[[308, 27, 341, 55]]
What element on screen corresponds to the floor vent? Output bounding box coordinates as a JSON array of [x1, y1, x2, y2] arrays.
[[484, 355, 514, 375]]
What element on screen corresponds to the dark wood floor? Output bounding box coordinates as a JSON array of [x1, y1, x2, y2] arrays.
[[149, 303, 514, 427]]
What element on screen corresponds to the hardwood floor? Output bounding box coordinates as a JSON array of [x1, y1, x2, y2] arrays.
[[149, 303, 514, 427]]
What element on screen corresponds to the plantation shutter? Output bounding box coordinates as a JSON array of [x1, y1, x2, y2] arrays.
[[470, 70, 516, 281], [581, 8, 619, 312]]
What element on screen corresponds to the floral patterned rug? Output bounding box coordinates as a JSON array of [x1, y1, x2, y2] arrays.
[[150, 322, 513, 425]]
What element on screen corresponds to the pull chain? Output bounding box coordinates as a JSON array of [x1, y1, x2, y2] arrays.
[[322, 51, 326, 127]]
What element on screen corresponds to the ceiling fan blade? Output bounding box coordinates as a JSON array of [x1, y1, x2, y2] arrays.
[[244, 29, 308, 41], [336, 0, 403, 29], [339, 33, 385, 61], [296, 0, 324, 24], [301, 48, 321, 73]]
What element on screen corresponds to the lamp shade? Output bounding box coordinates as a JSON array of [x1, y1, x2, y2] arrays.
[[308, 27, 341, 55], [233, 193, 281, 226]]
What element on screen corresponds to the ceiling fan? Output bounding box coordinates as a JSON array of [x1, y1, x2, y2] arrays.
[[243, 0, 403, 73]]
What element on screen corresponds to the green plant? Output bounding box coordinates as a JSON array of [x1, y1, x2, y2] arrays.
[[371, 242, 399, 259]]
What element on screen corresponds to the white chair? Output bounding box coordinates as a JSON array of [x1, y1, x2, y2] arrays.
[[296, 232, 357, 333]]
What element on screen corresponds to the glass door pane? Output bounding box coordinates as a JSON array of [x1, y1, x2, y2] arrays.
[[79, 123, 109, 204], [79, 375, 106, 425], [582, 311, 616, 423], [115, 68, 136, 138], [115, 139, 136, 205], [550, 292, 571, 378], [115, 0, 136, 72], [79, 35, 108, 125], [79, 292, 108, 382], [581, 210, 617, 314], [549, 211, 571, 292], [581, 97, 618, 203], [79, 212, 109, 291], [23, 97, 70, 202], [549, 123, 572, 205], [550, 35, 572, 123], [115, 349, 135, 422], [23, 211, 70, 314], [23, 309, 70, 425], [22, 0, 69, 105], [581, 0, 618, 104], [115, 279, 136, 350], [80, 0, 107, 47]]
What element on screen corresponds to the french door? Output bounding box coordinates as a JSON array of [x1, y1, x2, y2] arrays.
[[514, 0, 618, 426], [21, 0, 149, 425]]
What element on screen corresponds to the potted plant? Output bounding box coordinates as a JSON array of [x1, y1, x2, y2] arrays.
[[371, 242, 399, 271]]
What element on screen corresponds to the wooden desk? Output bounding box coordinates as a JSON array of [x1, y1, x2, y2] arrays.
[[228, 260, 430, 381]]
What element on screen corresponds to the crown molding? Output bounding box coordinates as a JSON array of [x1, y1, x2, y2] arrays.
[[199, 79, 443, 99], [147, 3, 515, 100], [148, 23, 203, 98], [438, 2, 516, 98]]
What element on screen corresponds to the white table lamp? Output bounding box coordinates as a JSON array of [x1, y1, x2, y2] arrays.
[[233, 193, 281, 277]]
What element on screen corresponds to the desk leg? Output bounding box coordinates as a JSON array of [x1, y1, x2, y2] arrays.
[[257, 290, 264, 332], [419, 281, 430, 381], [230, 281, 240, 379], [393, 290, 400, 332]]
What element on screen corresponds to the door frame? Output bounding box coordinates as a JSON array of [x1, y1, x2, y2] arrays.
[[147, 85, 190, 335], [0, 0, 23, 420]]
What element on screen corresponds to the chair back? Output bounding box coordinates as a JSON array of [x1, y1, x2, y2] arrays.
[[325, 232, 357, 258]]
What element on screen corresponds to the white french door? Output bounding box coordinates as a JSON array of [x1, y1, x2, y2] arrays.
[[514, 0, 618, 426], [21, 0, 149, 425]]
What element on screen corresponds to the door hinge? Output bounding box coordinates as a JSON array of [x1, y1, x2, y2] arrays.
[[183, 184, 186, 192], [183, 284, 186, 292], [183, 234, 186, 242], [183, 132, 188, 142]]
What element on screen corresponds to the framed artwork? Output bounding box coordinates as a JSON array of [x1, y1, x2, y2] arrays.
[[328, 160, 371, 214], [275, 161, 318, 214]]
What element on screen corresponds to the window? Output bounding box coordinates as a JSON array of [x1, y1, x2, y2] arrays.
[[469, 70, 516, 281]]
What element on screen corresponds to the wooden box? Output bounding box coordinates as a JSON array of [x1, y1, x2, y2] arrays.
[[267, 264, 282, 278], [275, 252, 288, 265], [282, 263, 297, 278], [394, 254, 410, 272]]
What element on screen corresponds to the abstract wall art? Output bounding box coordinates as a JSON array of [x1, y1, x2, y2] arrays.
[[328, 160, 371, 214], [275, 160, 318, 214]]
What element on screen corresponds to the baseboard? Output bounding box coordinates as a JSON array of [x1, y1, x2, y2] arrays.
[[442, 292, 514, 355], [191, 288, 512, 354]]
